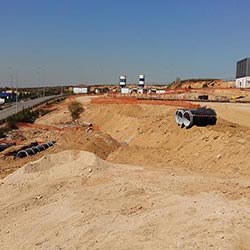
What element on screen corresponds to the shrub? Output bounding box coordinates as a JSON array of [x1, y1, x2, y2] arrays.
[[6, 109, 40, 129], [68, 101, 84, 121]]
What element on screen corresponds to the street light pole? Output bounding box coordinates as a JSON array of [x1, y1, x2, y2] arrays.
[[43, 70, 45, 99], [15, 71, 18, 115]]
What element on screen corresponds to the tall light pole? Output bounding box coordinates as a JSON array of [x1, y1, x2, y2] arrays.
[[15, 71, 18, 115], [42, 70, 45, 99], [8, 67, 13, 90]]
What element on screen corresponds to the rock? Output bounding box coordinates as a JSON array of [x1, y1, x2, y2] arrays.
[[35, 195, 43, 200], [88, 168, 92, 173], [216, 154, 222, 160], [238, 139, 246, 145]]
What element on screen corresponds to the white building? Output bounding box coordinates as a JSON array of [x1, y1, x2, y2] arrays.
[[138, 74, 145, 88], [73, 87, 89, 94], [236, 58, 250, 88], [119, 75, 127, 88]]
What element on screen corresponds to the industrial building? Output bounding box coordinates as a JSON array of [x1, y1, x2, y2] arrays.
[[73, 86, 90, 94], [236, 58, 250, 88]]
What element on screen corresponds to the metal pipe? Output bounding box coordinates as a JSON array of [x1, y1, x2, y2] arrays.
[[36, 144, 46, 151], [25, 148, 36, 156], [47, 141, 54, 147], [16, 150, 28, 158], [31, 146, 39, 153], [41, 143, 49, 149], [16, 141, 56, 158]]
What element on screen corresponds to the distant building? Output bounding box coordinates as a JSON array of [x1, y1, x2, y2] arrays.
[[0, 92, 16, 103], [73, 86, 90, 94], [236, 58, 250, 88], [138, 74, 145, 88], [119, 75, 127, 88]]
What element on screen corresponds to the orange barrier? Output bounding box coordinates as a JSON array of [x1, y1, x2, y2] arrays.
[[91, 97, 200, 109]]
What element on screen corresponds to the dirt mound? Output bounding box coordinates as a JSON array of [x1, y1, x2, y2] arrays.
[[4, 150, 107, 184], [0, 126, 120, 179], [169, 79, 234, 89], [78, 102, 250, 177], [1, 150, 250, 249], [2, 95, 250, 249]]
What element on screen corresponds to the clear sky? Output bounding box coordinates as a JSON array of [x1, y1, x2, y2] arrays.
[[0, 0, 250, 87]]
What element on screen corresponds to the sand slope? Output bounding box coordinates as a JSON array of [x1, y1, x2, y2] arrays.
[[1, 150, 250, 249]]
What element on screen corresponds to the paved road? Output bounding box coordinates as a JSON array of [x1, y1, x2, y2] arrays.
[[0, 95, 59, 121]]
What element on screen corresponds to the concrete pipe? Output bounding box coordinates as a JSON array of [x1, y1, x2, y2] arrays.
[[175, 110, 181, 125], [16, 150, 29, 158], [175, 109, 186, 127], [81, 122, 93, 127], [183, 108, 217, 129]]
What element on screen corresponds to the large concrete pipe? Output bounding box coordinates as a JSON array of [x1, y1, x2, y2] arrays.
[[182, 108, 217, 129], [175, 109, 187, 127], [175, 110, 181, 125]]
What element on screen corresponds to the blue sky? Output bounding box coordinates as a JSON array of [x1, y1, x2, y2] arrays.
[[0, 0, 250, 86]]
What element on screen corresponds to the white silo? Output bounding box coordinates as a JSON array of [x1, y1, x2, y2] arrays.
[[119, 75, 126, 88], [138, 74, 145, 88]]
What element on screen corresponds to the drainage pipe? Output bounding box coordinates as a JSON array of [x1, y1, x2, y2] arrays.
[[183, 108, 217, 129], [175, 109, 187, 127], [16, 150, 29, 158], [31, 146, 39, 153], [0, 143, 16, 152], [41, 143, 49, 149], [36, 144, 46, 151], [25, 148, 36, 156]]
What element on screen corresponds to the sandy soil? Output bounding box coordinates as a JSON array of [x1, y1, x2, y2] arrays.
[[1, 94, 250, 249], [1, 150, 250, 250], [200, 102, 250, 128]]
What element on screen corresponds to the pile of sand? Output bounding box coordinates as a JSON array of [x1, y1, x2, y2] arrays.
[[1, 150, 250, 249]]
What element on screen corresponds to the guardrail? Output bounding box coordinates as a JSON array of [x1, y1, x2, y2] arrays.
[[0, 95, 66, 123]]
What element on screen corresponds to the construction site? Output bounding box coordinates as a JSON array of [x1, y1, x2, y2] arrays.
[[0, 78, 250, 249]]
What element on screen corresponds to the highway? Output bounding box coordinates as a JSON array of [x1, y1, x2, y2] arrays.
[[0, 95, 59, 121]]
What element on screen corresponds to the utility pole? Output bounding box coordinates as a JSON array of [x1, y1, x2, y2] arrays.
[[15, 71, 18, 115], [42, 70, 44, 98]]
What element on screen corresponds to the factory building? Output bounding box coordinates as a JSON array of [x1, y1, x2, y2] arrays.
[[73, 86, 90, 94], [236, 58, 250, 88]]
